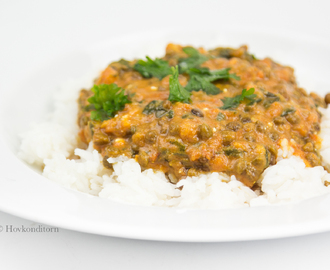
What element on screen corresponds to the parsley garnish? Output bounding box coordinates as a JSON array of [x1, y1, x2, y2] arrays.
[[178, 47, 209, 73], [133, 56, 171, 79], [185, 76, 220, 95], [185, 67, 241, 95], [87, 84, 131, 121], [189, 67, 240, 81], [168, 66, 191, 103], [220, 88, 257, 110]]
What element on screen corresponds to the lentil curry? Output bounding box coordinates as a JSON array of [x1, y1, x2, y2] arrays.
[[78, 44, 325, 188]]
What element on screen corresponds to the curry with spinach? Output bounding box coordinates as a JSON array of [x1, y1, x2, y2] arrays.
[[78, 44, 325, 187]]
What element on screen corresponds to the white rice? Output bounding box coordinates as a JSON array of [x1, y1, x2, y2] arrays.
[[17, 76, 330, 209], [18, 122, 77, 167]]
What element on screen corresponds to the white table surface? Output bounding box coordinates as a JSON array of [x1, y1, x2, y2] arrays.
[[1, 0, 330, 269]]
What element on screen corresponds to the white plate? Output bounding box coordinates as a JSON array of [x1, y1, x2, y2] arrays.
[[1, 29, 330, 242]]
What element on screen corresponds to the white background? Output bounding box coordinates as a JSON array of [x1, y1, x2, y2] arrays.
[[1, 0, 330, 269]]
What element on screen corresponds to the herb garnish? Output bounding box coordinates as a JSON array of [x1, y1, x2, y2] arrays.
[[178, 47, 209, 73], [133, 47, 240, 97], [220, 88, 257, 110], [134, 56, 171, 79], [185, 76, 220, 95], [87, 84, 131, 121], [168, 66, 191, 103], [188, 67, 240, 81], [185, 67, 240, 95]]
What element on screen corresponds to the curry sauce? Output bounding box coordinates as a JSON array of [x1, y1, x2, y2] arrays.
[[77, 44, 324, 187]]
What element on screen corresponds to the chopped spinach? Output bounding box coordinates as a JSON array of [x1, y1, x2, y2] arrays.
[[263, 92, 280, 108], [169, 140, 186, 152], [281, 107, 296, 117], [143, 100, 173, 118], [216, 112, 226, 121], [224, 148, 243, 158]]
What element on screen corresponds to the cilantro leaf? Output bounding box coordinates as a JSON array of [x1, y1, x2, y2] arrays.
[[87, 84, 131, 121], [168, 66, 191, 103], [220, 88, 257, 110], [185, 67, 241, 95], [133, 56, 171, 79], [189, 67, 240, 81], [178, 47, 209, 73], [185, 76, 221, 95]]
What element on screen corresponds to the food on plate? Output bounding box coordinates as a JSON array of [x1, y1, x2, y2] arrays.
[[18, 44, 330, 208], [78, 44, 324, 187]]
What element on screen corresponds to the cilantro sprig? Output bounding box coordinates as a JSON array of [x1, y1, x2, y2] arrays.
[[168, 66, 191, 103], [220, 88, 257, 110], [87, 84, 131, 121], [185, 67, 241, 95], [133, 57, 171, 79], [185, 76, 221, 95], [188, 67, 240, 81], [178, 47, 209, 73], [132, 47, 241, 99], [134, 47, 208, 79]]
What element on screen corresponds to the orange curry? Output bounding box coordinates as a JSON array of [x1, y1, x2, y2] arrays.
[[78, 44, 325, 187]]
